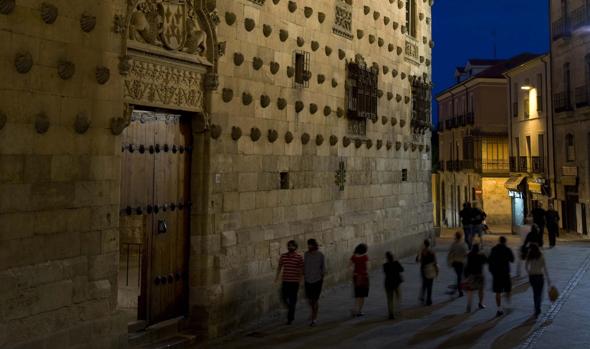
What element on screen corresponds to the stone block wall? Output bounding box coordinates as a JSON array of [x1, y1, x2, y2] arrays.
[[191, 0, 434, 336], [481, 177, 511, 226], [0, 1, 126, 348]]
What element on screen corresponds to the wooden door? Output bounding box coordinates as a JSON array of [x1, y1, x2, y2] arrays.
[[120, 110, 192, 324]]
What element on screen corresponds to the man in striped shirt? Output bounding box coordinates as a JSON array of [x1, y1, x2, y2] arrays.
[[275, 240, 304, 324]]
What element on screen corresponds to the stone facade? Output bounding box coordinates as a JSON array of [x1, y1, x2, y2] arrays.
[[0, 0, 433, 346]]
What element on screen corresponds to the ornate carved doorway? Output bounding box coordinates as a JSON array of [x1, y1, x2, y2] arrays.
[[118, 109, 192, 324]]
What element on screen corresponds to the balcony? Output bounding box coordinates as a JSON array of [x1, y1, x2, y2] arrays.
[[437, 122, 444, 132], [481, 159, 509, 173], [575, 85, 589, 108], [532, 156, 544, 174], [554, 91, 573, 113], [465, 112, 474, 125], [461, 159, 475, 170], [510, 156, 517, 172], [552, 17, 571, 40], [439, 161, 445, 171], [519, 156, 528, 172], [571, 6, 588, 30], [445, 119, 452, 130]]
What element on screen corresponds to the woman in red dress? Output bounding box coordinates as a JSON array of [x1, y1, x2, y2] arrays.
[[350, 243, 369, 317]]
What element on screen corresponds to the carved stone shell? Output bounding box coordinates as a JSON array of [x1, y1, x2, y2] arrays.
[[363, 6, 370, 15], [342, 136, 351, 147], [286, 66, 294, 77], [263, 24, 272, 37], [383, 16, 390, 25], [244, 18, 255, 32], [301, 132, 310, 145], [398, 0, 404, 9], [0, 0, 16, 15], [277, 98, 287, 110], [231, 126, 242, 141], [388, 44, 394, 52], [391, 117, 398, 126], [311, 41, 319, 51], [386, 141, 393, 150], [317, 12, 326, 23], [234, 52, 244, 66], [404, 143, 409, 151], [15, 51, 33, 74], [210, 124, 222, 139], [35, 113, 50, 134], [426, 59, 431, 67], [268, 129, 278, 143], [284, 131, 294, 144], [309, 103, 318, 114], [368, 35, 375, 44], [419, 144, 425, 152], [74, 112, 90, 134], [419, 13, 425, 21], [366, 139, 373, 149], [295, 101, 304, 113], [426, 145, 431, 152], [288, 1, 297, 13], [377, 140, 383, 150], [225, 12, 236, 25], [0, 111, 7, 130], [40, 2, 58, 24], [323, 106, 331, 116], [260, 94, 270, 108], [420, 56, 425, 63], [317, 74, 325, 84], [242, 92, 252, 105], [297, 36, 305, 47], [57, 60, 75, 80], [250, 127, 261, 142], [354, 139, 363, 148], [429, 40, 435, 48], [373, 11, 380, 20], [404, 96, 410, 104], [387, 92, 394, 101], [253, 57, 263, 70], [371, 115, 378, 124], [378, 38, 384, 47], [338, 49, 346, 60], [400, 119, 406, 128], [396, 94, 402, 102], [222, 88, 233, 102], [412, 143, 417, 152], [325, 46, 332, 56], [315, 134, 324, 146], [357, 30, 364, 39], [279, 29, 288, 41], [80, 12, 96, 32], [95, 66, 110, 85], [382, 116, 388, 125], [270, 61, 280, 74], [397, 46, 403, 55], [336, 107, 344, 118], [396, 141, 402, 151], [382, 65, 389, 75], [304, 6, 313, 18], [401, 72, 407, 80]]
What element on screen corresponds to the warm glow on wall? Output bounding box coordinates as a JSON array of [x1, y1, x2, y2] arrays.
[[528, 88, 537, 116]]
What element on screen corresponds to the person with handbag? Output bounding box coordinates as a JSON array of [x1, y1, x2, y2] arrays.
[[416, 239, 438, 306], [383, 251, 404, 319], [350, 243, 370, 317], [525, 243, 552, 318], [464, 243, 488, 313]]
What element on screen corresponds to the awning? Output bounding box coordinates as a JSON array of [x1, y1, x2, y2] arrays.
[[505, 175, 527, 191], [527, 180, 543, 194]]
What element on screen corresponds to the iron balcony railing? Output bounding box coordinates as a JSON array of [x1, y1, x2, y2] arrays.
[[554, 91, 573, 113], [575, 85, 589, 108], [439, 161, 445, 171], [465, 112, 474, 125], [552, 17, 571, 40], [532, 156, 544, 174], [510, 156, 518, 172], [571, 5, 587, 30], [519, 156, 528, 172]]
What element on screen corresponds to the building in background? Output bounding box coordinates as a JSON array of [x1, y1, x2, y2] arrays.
[[504, 54, 554, 233], [550, 0, 589, 235], [436, 55, 537, 229], [0, 0, 434, 347]]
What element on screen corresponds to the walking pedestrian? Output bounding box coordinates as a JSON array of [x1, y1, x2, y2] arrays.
[[460, 202, 474, 249], [416, 239, 438, 306], [464, 243, 487, 313], [383, 251, 404, 319], [525, 244, 552, 318], [517, 224, 543, 277], [546, 204, 560, 248], [471, 203, 487, 243], [447, 231, 468, 297], [350, 243, 369, 317], [532, 202, 547, 246], [275, 240, 304, 325], [304, 239, 325, 327], [488, 236, 515, 317]]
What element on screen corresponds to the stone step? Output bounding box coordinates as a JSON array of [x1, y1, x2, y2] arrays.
[[129, 316, 186, 348], [137, 334, 197, 349]]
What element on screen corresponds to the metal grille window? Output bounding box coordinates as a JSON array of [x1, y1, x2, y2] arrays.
[[346, 59, 378, 121], [411, 77, 432, 132], [293, 51, 310, 88], [405, 0, 417, 37]]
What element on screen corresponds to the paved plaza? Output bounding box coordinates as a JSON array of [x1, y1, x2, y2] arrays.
[[202, 234, 590, 349]]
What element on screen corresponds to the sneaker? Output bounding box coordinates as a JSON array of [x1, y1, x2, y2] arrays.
[[478, 303, 486, 310], [496, 310, 504, 317]]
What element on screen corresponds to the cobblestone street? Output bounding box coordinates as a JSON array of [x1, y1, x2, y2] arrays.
[[203, 234, 590, 349]]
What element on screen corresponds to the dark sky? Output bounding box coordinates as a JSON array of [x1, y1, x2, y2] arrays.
[[431, 0, 549, 123]]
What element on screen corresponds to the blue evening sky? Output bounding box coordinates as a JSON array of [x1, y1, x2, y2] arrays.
[[431, 0, 549, 123]]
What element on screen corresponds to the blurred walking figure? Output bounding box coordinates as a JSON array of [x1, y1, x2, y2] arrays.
[[545, 204, 560, 248], [464, 243, 488, 313], [471, 202, 487, 242], [447, 232, 468, 297], [304, 239, 325, 327], [525, 244, 551, 318], [517, 224, 542, 277], [488, 236, 515, 317], [459, 202, 473, 249], [276, 240, 304, 325], [416, 239, 438, 306], [532, 202, 547, 247], [350, 243, 369, 317], [383, 251, 404, 319]]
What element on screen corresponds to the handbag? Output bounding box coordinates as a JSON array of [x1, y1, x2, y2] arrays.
[[548, 285, 559, 302], [423, 263, 438, 279]]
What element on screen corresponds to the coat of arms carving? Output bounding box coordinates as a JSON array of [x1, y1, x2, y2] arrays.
[[128, 0, 209, 63]]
